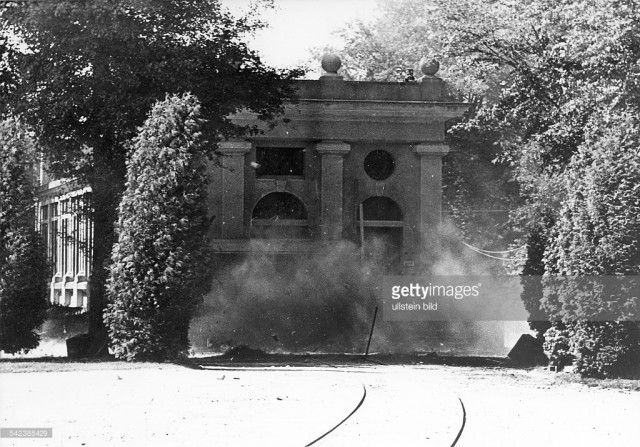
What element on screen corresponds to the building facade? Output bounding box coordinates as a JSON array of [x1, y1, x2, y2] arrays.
[[207, 56, 468, 273]]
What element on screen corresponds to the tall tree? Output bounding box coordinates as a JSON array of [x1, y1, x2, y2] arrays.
[[428, 0, 640, 376], [0, 117, 49, 354], [539, 110, 640, 377], [2, 0, 302, 353], [105, 93, 211, 361]]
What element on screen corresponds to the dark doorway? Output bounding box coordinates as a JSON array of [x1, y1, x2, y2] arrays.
[[357, 197, 403, 273]]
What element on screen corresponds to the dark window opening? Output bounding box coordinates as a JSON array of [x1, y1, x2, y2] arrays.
[[364, 150, 395, 181], [256, 147, 304, 177], [358, 196, 403, 221], [252, 192, 308, 220]]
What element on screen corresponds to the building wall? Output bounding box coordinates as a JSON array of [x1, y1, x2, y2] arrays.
[[206, 76, 468, 274]]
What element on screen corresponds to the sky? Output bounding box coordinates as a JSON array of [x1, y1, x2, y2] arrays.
[[221, 0, 384, 70]]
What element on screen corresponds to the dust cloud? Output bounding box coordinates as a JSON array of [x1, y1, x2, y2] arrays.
[[189, 219, 527, 356]]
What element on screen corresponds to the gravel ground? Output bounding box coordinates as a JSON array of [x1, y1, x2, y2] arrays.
[[0, 360, 638, 446]]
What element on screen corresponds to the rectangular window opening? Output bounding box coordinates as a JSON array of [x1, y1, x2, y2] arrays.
[[255, 147, 304, 177]]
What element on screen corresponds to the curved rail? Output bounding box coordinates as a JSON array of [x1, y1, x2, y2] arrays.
[[450, 396, 467, 446], [305, 383, 367, 446], [305, 358, 467, 447]]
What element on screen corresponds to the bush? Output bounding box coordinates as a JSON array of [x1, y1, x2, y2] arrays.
[[0, 117, 49, 353], [542, 323, 573, 369], [569, 321, 640, 379], [544, 322, 640, 378], [104, 93, 212, 361], [541, 111, 640, 378]]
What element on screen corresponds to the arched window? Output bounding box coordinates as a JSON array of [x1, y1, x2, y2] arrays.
[[251, 192, 310, 239]]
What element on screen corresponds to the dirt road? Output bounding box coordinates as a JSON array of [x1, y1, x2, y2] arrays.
[[1, 362, 638, 446]]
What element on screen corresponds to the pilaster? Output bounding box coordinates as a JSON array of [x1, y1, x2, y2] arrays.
[[316, 141, 351, 239], [414, 143, 449, 248], [218, 140, 251, 238]]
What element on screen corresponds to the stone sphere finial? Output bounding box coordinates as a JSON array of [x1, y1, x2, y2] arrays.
[[321, 54, 342, 74], [420, 58, 440, 76], [320, 54, 343, 81]]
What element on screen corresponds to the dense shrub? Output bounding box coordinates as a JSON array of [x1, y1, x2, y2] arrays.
[[104, 94, 212, 361], [0, 117, 49, 353], [544, 321, 640, 378], [542, 323, 573, 369], [541, 112, 640, 377], [569, 321, 640, 378]]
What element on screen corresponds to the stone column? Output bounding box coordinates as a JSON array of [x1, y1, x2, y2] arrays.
[[414, 143, 449, 254], [316, 141, 351, 239], [218, 140, 251, 238]]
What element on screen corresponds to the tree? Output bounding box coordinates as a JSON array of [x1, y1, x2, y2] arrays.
[[539, 111, 640, 377], [105, 93, 211, 361], [427, 0, 640, 377], [312, 0, 509, 104], [428, 0, 640, 171], [313, 0, 436, 82], [3, 0, 302, 352], [0, 116, 49, 354]]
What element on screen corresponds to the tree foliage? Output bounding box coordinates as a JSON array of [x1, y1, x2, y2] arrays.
[[4, 0, 301, 180], [313, 0, 436, 82], [429, 0, 640, 377], [543, 112, 640, 314], [0, 117, 49, 354], [2, 0, 302, 347], [104, 93, 212, 361], [538, 111, 640, 376], [543, 321, 640, 378]]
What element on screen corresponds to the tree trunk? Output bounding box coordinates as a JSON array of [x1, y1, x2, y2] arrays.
[[87, 148, 126, 357]]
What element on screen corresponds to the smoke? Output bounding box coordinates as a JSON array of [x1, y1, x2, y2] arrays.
[[189, 239, 376, 354], [429, 218, 507, 276], [423, 218, 529, 355], [189, 218, 527, 356]]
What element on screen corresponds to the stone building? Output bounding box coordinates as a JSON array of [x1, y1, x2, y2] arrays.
[[207, 55, 468, 273]]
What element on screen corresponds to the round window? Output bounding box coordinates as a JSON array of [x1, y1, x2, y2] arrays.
[[364, 150, 395, 181]]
